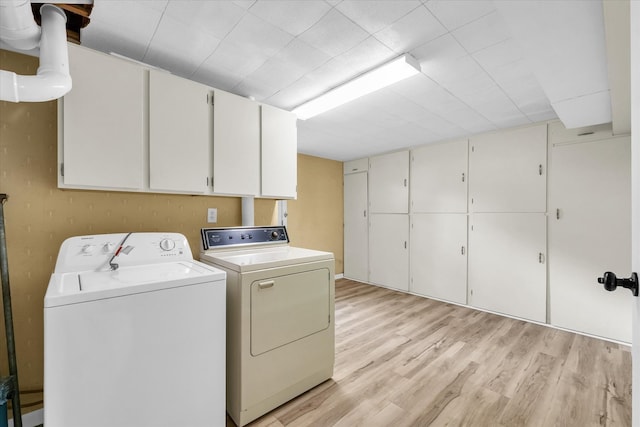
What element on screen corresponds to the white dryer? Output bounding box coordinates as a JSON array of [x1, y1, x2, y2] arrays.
[[44, 232, 226, 427], [200, 226, 335, 427]]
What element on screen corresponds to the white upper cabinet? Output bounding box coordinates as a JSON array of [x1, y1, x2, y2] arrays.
[[260, 105, 297, 199], [149, 70, 212, 194], [343, 158, 368, 174], [369, 151, 409, 214], [468, 213, 547, 323], [469, 124, 547, 212], [213, 90, 260, 196], [411, 139, 468, 213], [60, 44, 145, 190]]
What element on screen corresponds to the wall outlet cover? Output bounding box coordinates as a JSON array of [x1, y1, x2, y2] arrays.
[[207, 208, 217, 223]]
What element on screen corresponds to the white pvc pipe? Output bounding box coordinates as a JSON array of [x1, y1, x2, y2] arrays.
[[0, 4, 71, 103], [241, 197, 255, 227], [0, 0, 40, 51]]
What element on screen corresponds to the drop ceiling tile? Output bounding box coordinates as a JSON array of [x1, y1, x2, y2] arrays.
[[163, 1, 246, 40], [264, 76, 327, 110], [423, 54, 487, 86], [336, 37, 396, 75], [144, 15, 221, 77], [82, 1, 164, 61], [224, 13, 294, 56], [248, 0, 331, 36], [274, 39, 332, 75], [233, 0, 257, 10], [551, 91, 612, 128], [192, 64, 244, 92], [81, 21, 151, 61], [411, 33, 467, 66], [374, 6, 447, 52], [440, 71, 495, 103], [438, 107, 496, 133], [526, 109, 558, 123], [204, 40, 270, 77], [472, 38, 522, 73], [298, 8, 370, 57], [452, 11, 511, 53], [244, 57, 307, 92], [233, 78, 280, 101], [424, 0, 495, 31], [336, 0, 421, 33]]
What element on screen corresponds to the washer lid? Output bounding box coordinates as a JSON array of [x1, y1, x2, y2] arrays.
[[45, 261, 226, 307], [200, 246, 333, 273]]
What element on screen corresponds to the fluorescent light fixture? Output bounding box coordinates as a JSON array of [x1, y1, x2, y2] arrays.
[[292, 54, 421, 120]]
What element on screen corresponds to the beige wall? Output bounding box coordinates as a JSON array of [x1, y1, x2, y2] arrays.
[[0, 49, 343, 406]]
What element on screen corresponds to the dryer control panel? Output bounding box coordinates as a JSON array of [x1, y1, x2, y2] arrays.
[[201, 226, 289, 250]]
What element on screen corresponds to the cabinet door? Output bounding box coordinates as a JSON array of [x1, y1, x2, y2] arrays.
[[468, 213, 546, 322], [261, 105, 297, 199], [411, 139, 468, 213], [149, 70, 212, 193], [549, 136, 631, 342], [61, 44, 144, 190], [369, 214, 409, 291], [410, 214, 467, 304], [469, 124, 547, 212], [213, 90, 260, 196], [344, 172, 368, 282], [344, 158, 368, 174], [369, 151, 409, 213]]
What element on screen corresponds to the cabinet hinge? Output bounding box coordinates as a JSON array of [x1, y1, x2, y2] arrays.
[[461, 246, 465, 255], [462, 172, 465, 182], [539, 164, 543, 175], [471, 146, 475, 153], [556, 208, 560, 220], [60, 163, 64, 177]]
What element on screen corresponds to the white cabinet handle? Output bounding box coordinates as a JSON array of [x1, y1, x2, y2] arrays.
[[258, 280, 274, 289]]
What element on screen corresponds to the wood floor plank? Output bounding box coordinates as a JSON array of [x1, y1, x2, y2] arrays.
[[238, 279, 632, 427]]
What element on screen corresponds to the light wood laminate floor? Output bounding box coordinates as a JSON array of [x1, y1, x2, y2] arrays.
[[230, 279, 632, 427]]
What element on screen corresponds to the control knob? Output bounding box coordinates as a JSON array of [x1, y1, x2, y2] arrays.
[[159, 238, 175, 251], [81, 244, 95, 254], [271, 231, 279, 240]]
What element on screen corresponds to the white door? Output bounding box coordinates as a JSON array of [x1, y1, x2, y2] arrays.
[[630, 2, 639, 423], [410, 214, 467, 304], [369, 214, 409, 291], [549, 136, 631, 342], [344, 172, 368, 282]]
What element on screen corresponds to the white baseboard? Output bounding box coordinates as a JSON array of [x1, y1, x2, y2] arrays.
[[8, 408, 43, 427]]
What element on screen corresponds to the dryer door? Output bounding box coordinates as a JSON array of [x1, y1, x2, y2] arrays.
[[250, 268, 330, 356]]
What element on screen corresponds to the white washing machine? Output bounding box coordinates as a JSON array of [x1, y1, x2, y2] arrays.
[[44, 232, 226, 427], [199, 226, 335, 427]]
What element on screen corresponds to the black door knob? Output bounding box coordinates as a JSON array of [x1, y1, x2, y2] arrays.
[[597, 272, 639, 297]]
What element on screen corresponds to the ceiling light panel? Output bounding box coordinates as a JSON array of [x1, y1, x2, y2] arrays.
[[293, 54, 421, 120]]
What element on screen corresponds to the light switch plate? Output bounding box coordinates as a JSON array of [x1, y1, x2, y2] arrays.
[[207, 208, 217, 223]]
